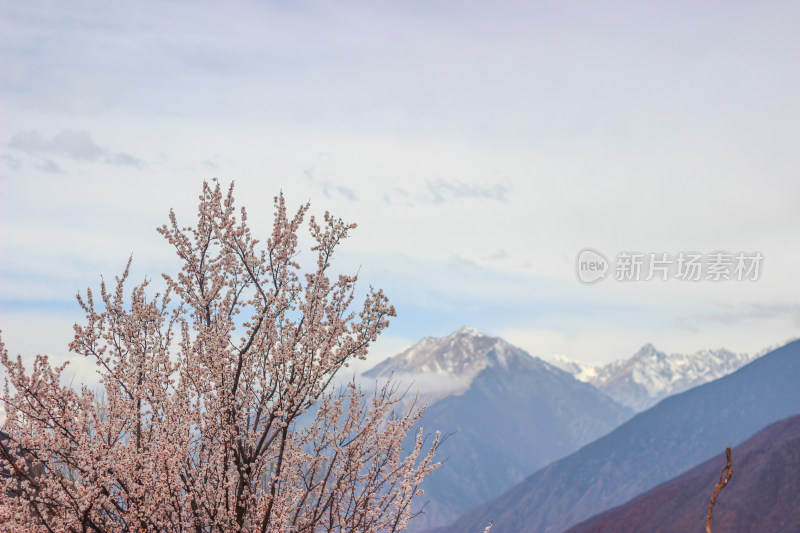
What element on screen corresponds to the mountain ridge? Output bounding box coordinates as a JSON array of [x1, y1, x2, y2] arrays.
[[431, 338, 800, 533], [549, 343, 761, 411], [566, 413, 800, 532]]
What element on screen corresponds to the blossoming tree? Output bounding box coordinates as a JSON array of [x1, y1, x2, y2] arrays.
[[0, 181, 439, 532]]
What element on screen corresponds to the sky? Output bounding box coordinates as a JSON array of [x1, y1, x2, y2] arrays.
[[1, 1, 799, 384]]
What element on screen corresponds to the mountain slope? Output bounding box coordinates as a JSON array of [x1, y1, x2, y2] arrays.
[[363, 328, 632, 531], [566, 413, 800, 533], [550, 344, 758, 411], [432, 338, 800, 533]]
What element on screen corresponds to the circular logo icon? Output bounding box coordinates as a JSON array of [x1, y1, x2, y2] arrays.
[[576, 248, 609, 284]]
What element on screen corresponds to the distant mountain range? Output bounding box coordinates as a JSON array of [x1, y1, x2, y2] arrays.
[[431, 339, 800, 533], [549, 343, 760, 411], [363, 327, 632, 531], [566, 413, 800, 533]]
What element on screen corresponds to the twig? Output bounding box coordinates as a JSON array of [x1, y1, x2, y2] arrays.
[[706, 446, 734, 533]]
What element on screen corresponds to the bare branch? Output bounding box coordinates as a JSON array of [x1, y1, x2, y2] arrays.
[[706, 446, 734, 533]]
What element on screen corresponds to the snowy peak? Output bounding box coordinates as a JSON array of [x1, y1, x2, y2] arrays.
[[551, 343, 763, 411], [632, 343, 659, 360], [363, 327, 535, 382], [547, 355, 598, 381], [366, 327, 492, 378], [453, 326, 484, 337], [611, 344, 755, 398]]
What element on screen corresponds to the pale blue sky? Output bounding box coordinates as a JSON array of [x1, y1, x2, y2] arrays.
[[2, 1, 799, 381]]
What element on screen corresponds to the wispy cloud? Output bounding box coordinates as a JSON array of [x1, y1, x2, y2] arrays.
[[8, 130, 145, 169], [676, 302, 800, 332], [384, 178, 511, 206], [36, 159, 64, 174], [304, 165, 357, 201], [426, 177, 511, 204], [383, 187, 411, 205], [2, 154, 21, 170], [483, 250, 509, 261], [447, 253, 480, 270], [105, 153, 142, 168]]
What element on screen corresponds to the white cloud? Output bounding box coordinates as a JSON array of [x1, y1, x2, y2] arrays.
[[8, 129, 144, 169], [382, 177, 511, 206], [304, 163, 357, 201], [1, 1, 799, 385], [36, 158, 63, 174], [2, 154, 21, 170], [676, 302, 800, 331]]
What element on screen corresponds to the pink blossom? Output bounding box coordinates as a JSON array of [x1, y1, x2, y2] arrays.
[[1, 181, 439, 532]]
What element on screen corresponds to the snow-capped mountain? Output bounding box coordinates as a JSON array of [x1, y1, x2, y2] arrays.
[[438, 339, 800, 533], [363, 326, 535, 403], [549, 343, 760, 411], [363, 327, 632, 531], [365, 326, 522, 380]]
